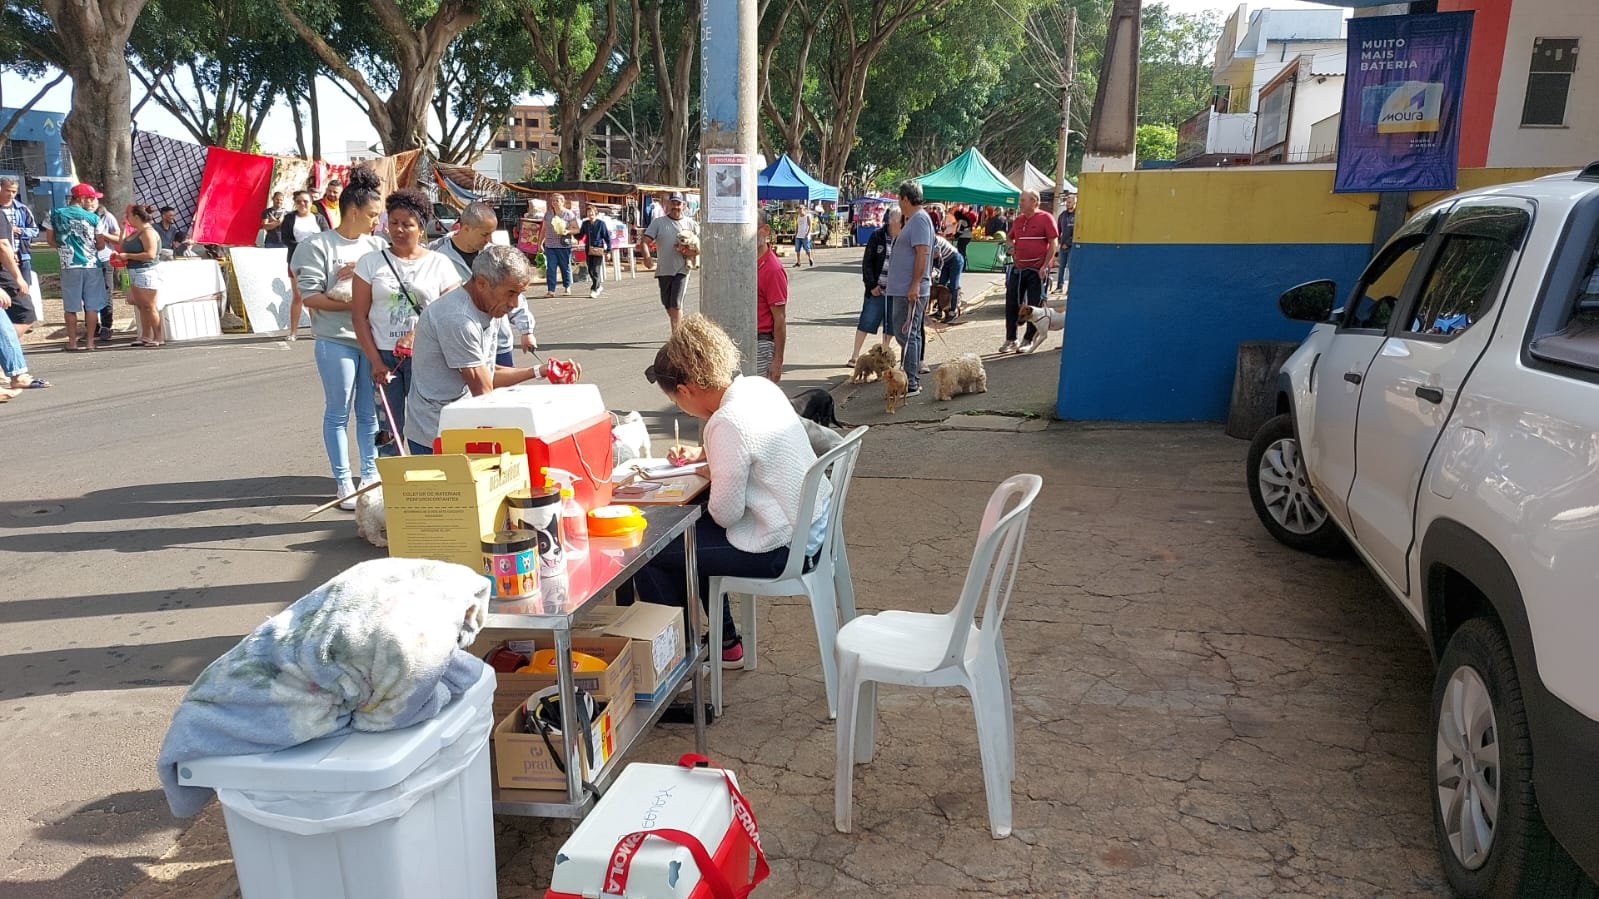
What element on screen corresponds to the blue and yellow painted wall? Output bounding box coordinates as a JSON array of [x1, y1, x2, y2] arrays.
[[1057, 166, 1559, 421]]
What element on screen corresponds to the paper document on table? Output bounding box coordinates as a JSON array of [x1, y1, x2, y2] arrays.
[[634, 461, 708, 480]]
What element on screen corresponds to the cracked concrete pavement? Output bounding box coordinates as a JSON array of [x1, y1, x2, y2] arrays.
[[6, 247, 1445, 897], [132, 422, 1444, 898]]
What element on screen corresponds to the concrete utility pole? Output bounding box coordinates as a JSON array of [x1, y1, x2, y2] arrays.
[[1083, 0, 1141, 173], [699, 0, 759, 372], [1054, 7, 1076, 215]]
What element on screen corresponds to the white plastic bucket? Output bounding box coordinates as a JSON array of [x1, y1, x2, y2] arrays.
[[179, 665, 497, 899]]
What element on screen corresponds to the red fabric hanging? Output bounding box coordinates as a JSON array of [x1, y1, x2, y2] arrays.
[[190, 147, 275, 246]]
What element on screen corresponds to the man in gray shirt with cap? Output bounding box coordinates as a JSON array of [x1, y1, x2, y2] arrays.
[[640, 192, 698, 331]]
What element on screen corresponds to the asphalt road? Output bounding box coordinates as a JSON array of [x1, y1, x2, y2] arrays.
[[0, 247, 1005, 896]]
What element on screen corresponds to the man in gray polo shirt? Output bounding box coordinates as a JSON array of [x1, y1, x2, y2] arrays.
[[405, 246, 571, 453], [883, 179, 934, 396]]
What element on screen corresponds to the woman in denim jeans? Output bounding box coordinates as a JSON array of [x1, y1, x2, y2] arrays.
[[291, 166, 388, 509], [542, 193, 580, 297]]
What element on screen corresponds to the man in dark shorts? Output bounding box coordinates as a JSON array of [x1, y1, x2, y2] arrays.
[[641, 192, 698, 331]]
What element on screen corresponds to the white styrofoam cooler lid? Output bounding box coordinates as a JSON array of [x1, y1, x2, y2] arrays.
[[177, 663, 495, 795], [438, 383, 606, 439], [549, 762, 740, 897]]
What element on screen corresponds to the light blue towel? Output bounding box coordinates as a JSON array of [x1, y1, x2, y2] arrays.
[[158, 558, 492, 817]]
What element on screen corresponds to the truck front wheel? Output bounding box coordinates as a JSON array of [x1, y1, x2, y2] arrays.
[[1246, 414, 1344, 556]]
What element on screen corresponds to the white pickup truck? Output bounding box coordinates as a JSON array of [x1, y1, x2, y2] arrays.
[[1245, 167, 1599, 897]]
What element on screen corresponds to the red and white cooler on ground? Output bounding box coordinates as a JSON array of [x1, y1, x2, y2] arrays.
[[438, 383, 615, 509], [545, 754, 769, 899]]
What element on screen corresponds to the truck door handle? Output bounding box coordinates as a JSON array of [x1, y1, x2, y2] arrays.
[[1343, 372, 1363, 385], [1416, 386, 1445, 405]]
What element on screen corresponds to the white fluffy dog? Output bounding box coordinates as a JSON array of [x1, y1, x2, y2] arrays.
[[933, 353, 988, 402], [356, 486, 387, 548]]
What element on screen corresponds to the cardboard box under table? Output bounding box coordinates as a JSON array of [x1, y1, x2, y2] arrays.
[[469, 633, 637, 724], [493, 695, 626, 793], [377, 428, 529, 571], [575, 602, 688, 703], [437, 384, 615, 510]]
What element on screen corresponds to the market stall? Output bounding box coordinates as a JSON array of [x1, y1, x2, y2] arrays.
[[756, 155, 840, 245], [914, 147, 1021, 272], [850, 196, 895, 248]]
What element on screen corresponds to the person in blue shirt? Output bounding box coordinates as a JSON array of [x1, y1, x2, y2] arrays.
[[0, 177, 38, 282]]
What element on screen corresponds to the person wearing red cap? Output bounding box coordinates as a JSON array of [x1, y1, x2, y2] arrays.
[[45, 183, 111, 350]]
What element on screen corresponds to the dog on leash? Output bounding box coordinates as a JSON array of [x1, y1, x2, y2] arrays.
[[883, 369, 909, 414], [356, 486, 387, 548], [933, 353, 988, 402], [851, 343, 899, 383], [1016, 303, 1065, 334], [790, 388, 840, 427], [927, 284, 953, 317]]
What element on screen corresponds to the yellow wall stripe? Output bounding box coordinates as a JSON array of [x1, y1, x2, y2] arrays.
[[1076, 166, 1566, 246]]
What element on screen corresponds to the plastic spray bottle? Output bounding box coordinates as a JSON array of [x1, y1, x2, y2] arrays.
[[543, 468, 590, 559]]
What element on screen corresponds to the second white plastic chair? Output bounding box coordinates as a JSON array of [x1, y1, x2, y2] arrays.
[[833, 473, 1043, 839]]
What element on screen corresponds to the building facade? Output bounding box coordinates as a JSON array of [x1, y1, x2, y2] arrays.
[[1437, 0, 1596, 169], [0, 108, 74, 221], [493, 104, 561, 155]]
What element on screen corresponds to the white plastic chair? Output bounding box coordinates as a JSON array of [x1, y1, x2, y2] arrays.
[[833, 473, 1043, 839], [709, 426, 869, 719]]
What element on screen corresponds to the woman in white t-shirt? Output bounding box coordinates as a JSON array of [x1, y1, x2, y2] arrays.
[[352, 188, 462, 455]]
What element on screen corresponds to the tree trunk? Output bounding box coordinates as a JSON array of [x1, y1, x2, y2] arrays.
[[558, 96, 585, 179], [42, 0, 147, 215], [648, 0, 698, 186], [309, 78, 322, 162], [1226, 341, 1299, 440]]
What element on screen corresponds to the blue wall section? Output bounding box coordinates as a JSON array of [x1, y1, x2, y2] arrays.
[[1056, 242, 1372, 421]]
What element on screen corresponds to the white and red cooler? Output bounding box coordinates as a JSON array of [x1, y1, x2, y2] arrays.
[[438, 383, 615, 509], [545, 754, 768, 899]]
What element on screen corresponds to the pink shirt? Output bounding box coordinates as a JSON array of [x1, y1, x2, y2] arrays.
[[756, 248, 787, 333]]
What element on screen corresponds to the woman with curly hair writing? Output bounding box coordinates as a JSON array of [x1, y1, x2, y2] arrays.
[[634, 315, 831, 667]]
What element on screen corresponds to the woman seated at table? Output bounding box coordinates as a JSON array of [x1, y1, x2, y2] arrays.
[[633, 314, 831, 668]]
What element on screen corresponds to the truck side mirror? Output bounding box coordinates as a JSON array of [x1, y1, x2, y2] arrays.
[[1279, 279, 1337, 323]]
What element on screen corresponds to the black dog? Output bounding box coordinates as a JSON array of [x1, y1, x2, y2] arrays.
[[790, 388, 840, 427]]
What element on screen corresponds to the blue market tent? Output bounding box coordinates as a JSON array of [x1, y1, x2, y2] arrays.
[[757, 154, 839, 202]]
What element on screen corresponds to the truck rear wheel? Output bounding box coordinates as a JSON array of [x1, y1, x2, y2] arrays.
[[1431, 618, 1596, 897]]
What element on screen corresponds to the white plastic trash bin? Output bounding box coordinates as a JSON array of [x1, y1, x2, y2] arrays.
[[178, 665, 498, 899]]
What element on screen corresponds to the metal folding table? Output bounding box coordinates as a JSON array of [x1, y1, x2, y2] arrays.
[[485, 504, 708, 819]]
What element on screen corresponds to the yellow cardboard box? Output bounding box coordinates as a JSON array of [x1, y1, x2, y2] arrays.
[[377, 427, 528, 571]]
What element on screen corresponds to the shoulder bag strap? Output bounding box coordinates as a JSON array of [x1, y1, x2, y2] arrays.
[[381, 250, 423, 314]]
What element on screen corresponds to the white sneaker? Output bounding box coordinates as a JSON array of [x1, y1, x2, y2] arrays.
[[998, 340, 1018, 354], [1018, 340, 1035, 354], [594, 286, 603, 297], [588, 289, 597, 299], [336, 479, 359, 511], [1028, 328, 1050, 353], [563, 286, 572, 296]]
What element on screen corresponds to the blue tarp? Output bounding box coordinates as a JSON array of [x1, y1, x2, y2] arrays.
[[757, 154, 839, 202]]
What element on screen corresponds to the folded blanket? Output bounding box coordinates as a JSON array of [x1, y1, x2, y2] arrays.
[[158, 558, 491, 817]]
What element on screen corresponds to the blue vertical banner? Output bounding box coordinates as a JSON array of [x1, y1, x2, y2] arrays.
[[1334, 11, 1474, 193]]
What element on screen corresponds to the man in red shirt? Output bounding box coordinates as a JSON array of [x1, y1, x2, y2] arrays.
[[755, 216, 788, 381], [1002, 189, 1059, 354]]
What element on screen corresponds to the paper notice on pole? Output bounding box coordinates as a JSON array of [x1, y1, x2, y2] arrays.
[[705, 153, 751, 223]]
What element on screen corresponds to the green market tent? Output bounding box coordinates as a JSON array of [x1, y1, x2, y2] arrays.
[[913, 147, 1020, 207]]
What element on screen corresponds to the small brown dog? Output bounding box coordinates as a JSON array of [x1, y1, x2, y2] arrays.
[[883, 368, 909, 414], [851, 343, 899, 383], [933, 353, 988, 402], [927, 284, 953, 318]]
